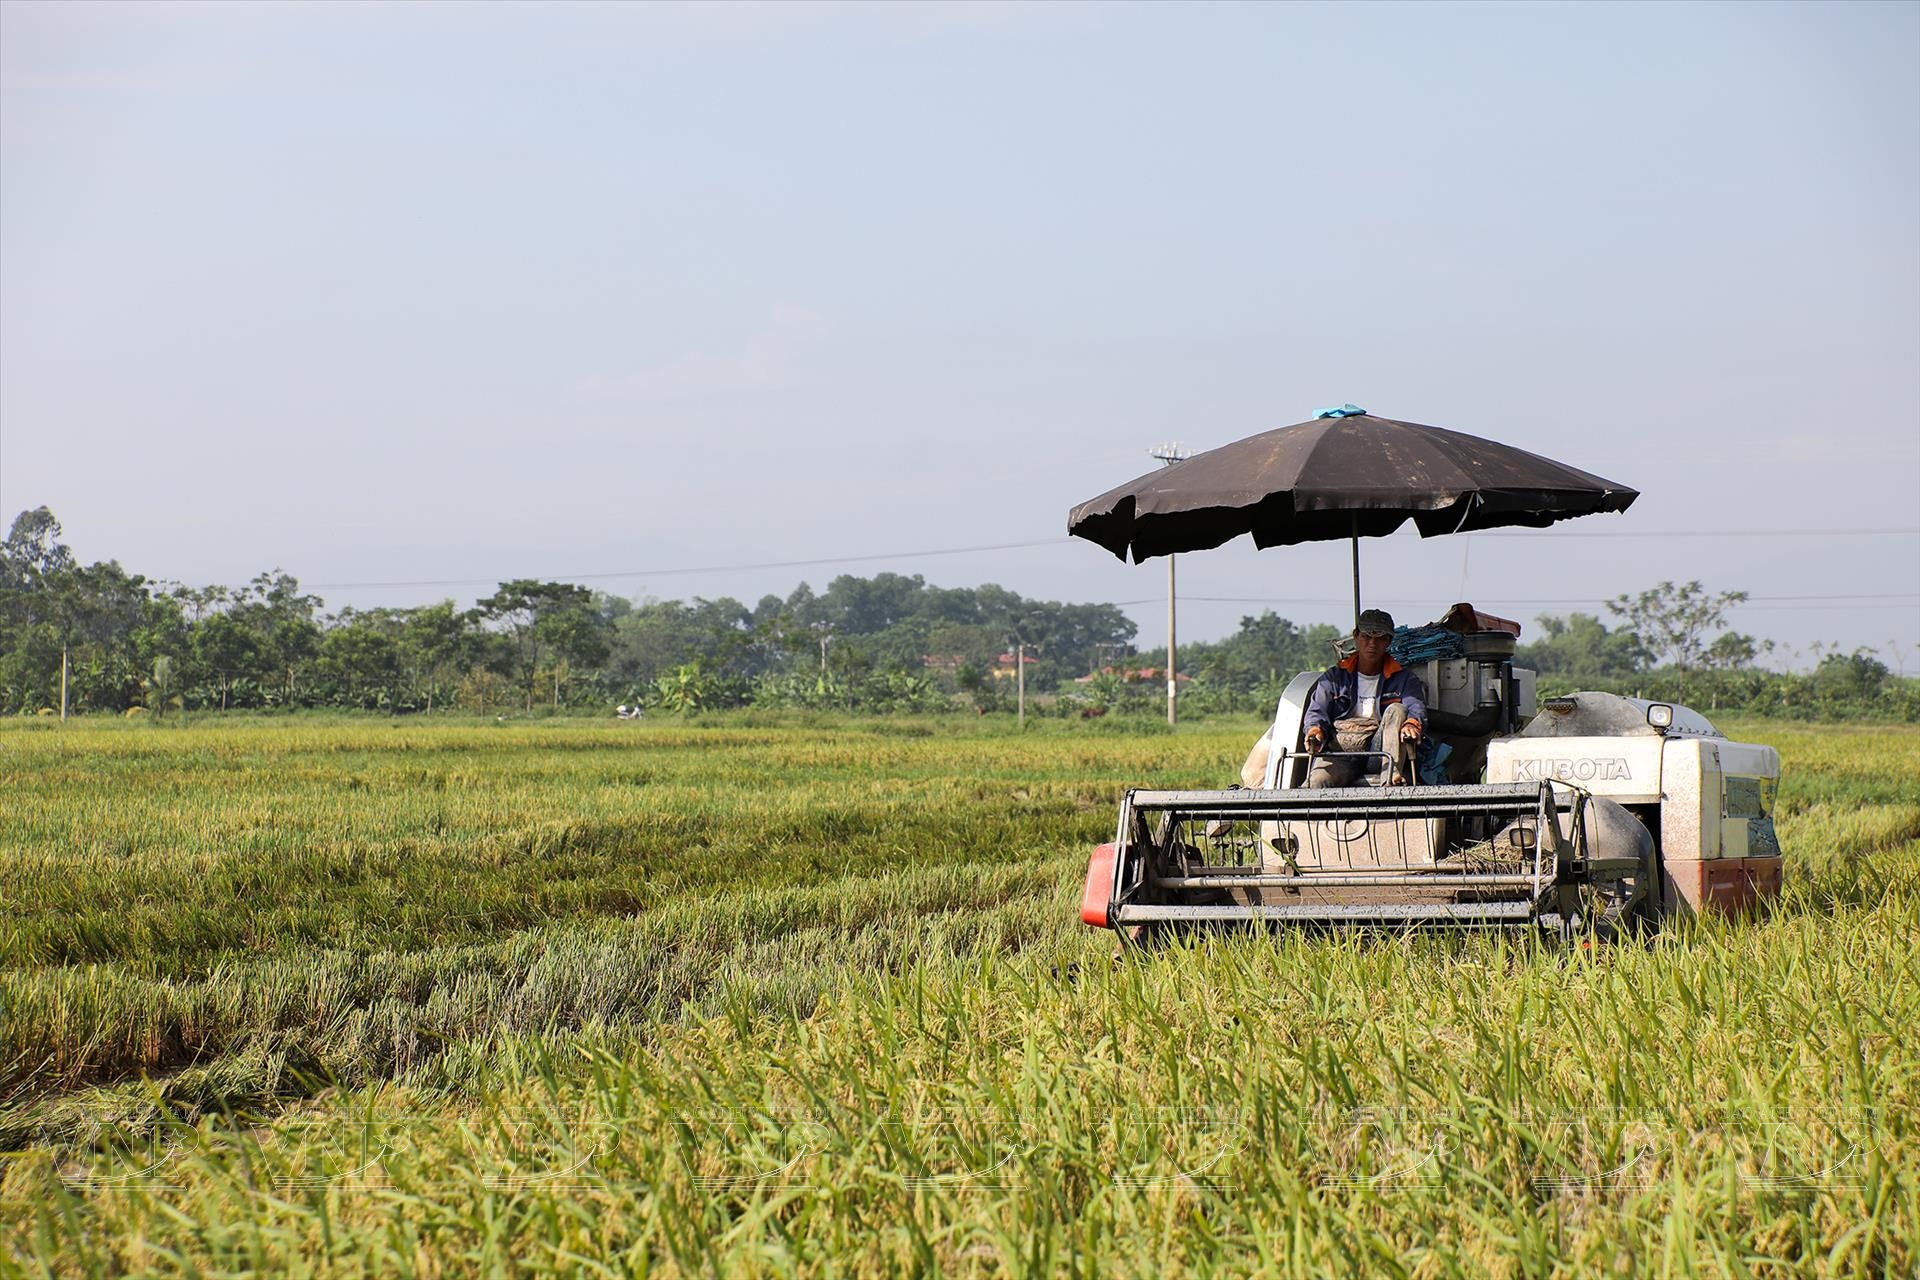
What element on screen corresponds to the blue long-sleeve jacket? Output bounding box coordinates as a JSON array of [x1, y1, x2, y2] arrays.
[[1303, 656, 1428, 737]]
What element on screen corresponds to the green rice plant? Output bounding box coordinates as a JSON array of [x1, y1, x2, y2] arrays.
[[1, 715, 1915, 1275]]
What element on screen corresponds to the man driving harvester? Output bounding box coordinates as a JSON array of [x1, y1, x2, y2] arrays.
[[1235, 607, 1429, 790], [1303, 608, 1427, 788]]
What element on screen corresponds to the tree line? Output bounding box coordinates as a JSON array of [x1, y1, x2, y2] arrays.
[[1124, 582, 1914, 720], [0, 507, 1139, 716], [3, 506, 1911, 720]]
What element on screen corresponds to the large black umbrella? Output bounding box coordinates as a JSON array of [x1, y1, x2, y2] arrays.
[[1067, 408, 1638, 628]]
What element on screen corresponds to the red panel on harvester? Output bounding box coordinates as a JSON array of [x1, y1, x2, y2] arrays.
[[1081, 844, 1117, 928], [1666, 857, 1785, 916]]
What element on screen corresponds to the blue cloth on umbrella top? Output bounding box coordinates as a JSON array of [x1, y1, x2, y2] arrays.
[[1314, 403, 1368, 419], [1390, 624, 1464, 664]]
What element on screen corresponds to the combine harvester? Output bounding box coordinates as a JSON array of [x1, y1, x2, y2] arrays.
[[1066, 407, 1785, 939], [1078, 635, 1785, 939]]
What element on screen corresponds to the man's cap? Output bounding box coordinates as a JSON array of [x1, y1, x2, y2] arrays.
[[1356, 608, 1395, 636]]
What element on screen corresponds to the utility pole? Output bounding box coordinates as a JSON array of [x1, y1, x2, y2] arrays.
[[1166, 557, 1176, 726], [60, 645, 69, 722], [1016, 639, 1026, 729], [812, 623, 833, 674], [1008, 629, 1034, 729], [1149, 443, 1192, 726]]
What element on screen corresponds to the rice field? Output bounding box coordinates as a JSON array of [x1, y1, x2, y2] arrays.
[[1, 713, 1916, 1277]]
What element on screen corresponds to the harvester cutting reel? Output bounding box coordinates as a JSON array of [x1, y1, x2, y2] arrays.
[[1079, 780, 1655, 941]]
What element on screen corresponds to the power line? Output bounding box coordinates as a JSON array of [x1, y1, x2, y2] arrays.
[[1113, 598, 1920, 621], [1727, 603, 1920, 612], [305, 538, 1064, 590], [1475, 527, 1920, 539], [304, 526, 1919, 591], [1112, 593, 1919, 608]]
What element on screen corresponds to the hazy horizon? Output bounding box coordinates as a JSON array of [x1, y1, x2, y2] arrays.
[[4, 1, 1916, 673]]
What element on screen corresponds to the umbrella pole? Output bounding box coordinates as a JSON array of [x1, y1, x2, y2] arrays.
[[1350, 515, 1361, 632]]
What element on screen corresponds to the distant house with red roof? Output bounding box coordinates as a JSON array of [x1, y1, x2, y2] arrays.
[[918, 651, 1039, 680], [990, 651, 1039, 680]]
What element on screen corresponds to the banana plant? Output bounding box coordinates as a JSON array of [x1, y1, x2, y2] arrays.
[[650, 661, 714, 715]]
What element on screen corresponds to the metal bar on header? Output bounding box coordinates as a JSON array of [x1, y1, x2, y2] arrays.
[[1152, 873, 1540, 889], [1115, 901, 1537, 924]]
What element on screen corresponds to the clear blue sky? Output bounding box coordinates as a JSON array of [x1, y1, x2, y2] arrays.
[[3, 1, 1916, 670]]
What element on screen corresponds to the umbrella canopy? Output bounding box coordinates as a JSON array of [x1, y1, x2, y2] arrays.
[[1068, 412, 1638, 563]]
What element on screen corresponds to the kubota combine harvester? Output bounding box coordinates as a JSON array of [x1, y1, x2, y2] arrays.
[[1065, 408, 1785, 937], [1076, 647, 1784, 937]]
